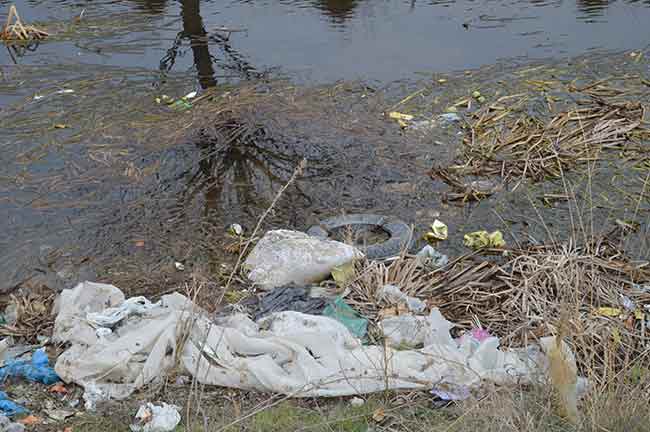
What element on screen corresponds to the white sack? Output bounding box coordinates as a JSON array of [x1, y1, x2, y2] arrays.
[[243, 230, 362, 290]]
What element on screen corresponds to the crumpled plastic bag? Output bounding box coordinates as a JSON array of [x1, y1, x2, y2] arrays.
[[244, 285, 329, 320], [87, 296, 159, 328], [539, 336, 580, 424], [52, 281, 126, 346], [130, 403, 180, 432], [423, 220, 448, 242], [416, 245, 449, 269], [321, 297, 368, 339], [463, 230, 505, 249], [380, 309, 457, 348], [54, 283, 201, 401], [379, 285, 426, 313], [0, 391, 28, 417], [0, 349, 59, 385]]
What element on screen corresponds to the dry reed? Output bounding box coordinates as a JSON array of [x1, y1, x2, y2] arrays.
[[1, 5, 48, 42], [443, 81, 650, 185], [345, 240, 650, 383]]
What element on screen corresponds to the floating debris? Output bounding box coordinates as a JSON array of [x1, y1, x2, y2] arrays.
[[460, 83, 650, 182]]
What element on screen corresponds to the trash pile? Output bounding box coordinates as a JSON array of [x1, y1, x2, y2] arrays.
[[5, 218, 649, 427], [5, 228, 578, 409], [49, 280, 568, 401]]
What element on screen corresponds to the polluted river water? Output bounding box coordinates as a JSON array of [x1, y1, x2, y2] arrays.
[[1, 0, 650, 295]]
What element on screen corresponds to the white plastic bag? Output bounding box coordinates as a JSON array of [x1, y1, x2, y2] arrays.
[[130, 403, 181, 432]]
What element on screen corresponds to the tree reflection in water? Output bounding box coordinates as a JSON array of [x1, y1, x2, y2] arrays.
[[160, 0, 308, 229]]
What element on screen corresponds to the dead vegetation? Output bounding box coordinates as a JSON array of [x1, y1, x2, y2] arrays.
[[0, 293, 55, 340], [464, 94, 647, 181], [429, 78, 650, 199], [1, 5, 48, 43], [345, 238, 650, 384]]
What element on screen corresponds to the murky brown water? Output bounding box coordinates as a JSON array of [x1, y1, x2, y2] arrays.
[[1, 0, 650, 295]]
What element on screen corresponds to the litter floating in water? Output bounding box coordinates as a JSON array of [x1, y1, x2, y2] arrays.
[[155, 90, 197, 111], [388, 111, 414, 121], [439, 112, 461, 122], [388, 111, 414, 128], [463, 230, 505, 249], [33, 89, 74, 101]]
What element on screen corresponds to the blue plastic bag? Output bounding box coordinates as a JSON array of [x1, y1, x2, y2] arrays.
[[0, 391, 27, 417], [0, 348, 59, 385]]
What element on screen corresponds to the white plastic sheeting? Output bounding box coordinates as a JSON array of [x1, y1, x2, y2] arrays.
[[53, 282, 568, 401]]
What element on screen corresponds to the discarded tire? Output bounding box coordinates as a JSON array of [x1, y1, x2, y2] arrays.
[[307, 214, 412, 260]]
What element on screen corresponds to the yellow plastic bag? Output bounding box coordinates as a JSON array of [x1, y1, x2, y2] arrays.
[[331, 261, 356, 286], [423, 219, 448, 243], [388, 111, 414, 121], [463, 230, 505, 249]]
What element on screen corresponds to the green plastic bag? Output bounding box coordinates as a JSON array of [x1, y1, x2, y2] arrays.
[[323, 297, 368, 339]]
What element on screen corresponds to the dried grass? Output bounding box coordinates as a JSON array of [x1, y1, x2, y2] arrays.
[[345, 240, 650, 382], [0, 293, 55, 340], [1, 5, 48, 42], [457, 82, 650, 183], [450, 375, 650, 432], [345, 256, 435, 321]]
